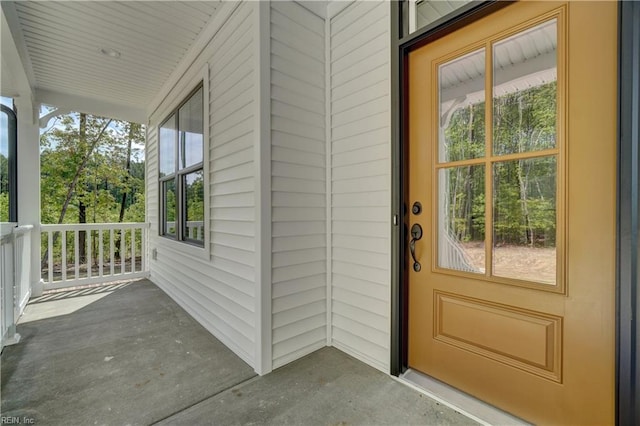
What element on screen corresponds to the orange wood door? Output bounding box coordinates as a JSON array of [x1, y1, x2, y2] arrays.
[[407, 2, 617, 424]]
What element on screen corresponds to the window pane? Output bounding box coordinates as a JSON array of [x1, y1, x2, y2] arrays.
[[493, 20, 557, 155], [439, 48, 486, 162], [408, 0, 472, 36], [183, 170, 204, 244], [493, 156, 556, 284], [1, 110, 9, 221], [179, 87, 203, 170], [0, 104, 16, 223], [163, 180, 176, 236], [438, 165, 485, 273], [160, 115, 176, 177]]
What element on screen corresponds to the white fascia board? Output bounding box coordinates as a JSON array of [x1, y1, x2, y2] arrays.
[[147, 1, 241, 120], [35, 89, 146, 124], [1, 3, 34, 99]]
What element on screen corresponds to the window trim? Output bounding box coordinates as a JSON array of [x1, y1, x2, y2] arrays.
[[1, 103, 18, 223], [156, 65, 210, 260]]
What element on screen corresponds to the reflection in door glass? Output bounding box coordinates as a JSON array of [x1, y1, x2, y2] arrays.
[[493, 156, 556, 284], [493, 19, 557, 156], [438, 48, 485, 163], [438, 165, 485, 273]]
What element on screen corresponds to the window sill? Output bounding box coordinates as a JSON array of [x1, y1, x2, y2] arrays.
[[156, 235, 210, 262]]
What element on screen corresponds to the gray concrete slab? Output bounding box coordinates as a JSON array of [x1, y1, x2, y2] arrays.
[[1, 280, 256, 425], [159, 347, 478, 426], [2, 279, 477, 426]]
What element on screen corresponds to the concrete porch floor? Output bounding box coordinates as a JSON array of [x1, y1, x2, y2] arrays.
[[1, 279, 477, 425]]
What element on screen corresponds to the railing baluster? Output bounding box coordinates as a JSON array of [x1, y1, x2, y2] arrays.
[[131, 228, 135, 273], [110, 229, 115, 276], [142, 226, 148, 272], [74, 229, 79, 280], [61, 231, 67, 282], [87, 230, 92, 279], [99, 230, 104, 278], [39, 223, 149, 290], [120, 229, 125, 275], [48, 231, 53, 284]]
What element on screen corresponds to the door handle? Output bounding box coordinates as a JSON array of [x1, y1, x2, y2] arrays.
[[410, 223, 423, 272]]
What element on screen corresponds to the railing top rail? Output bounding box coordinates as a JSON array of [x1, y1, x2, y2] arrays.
[[40, 222, 150, 231], [14, 225, 34, 235]]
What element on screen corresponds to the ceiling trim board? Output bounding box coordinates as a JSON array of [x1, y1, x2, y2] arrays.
[[36, 88, 146, 124], [1, 2, 36, 92]]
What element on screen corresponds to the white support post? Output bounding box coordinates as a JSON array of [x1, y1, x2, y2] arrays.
[[15, 96, 42, 296]]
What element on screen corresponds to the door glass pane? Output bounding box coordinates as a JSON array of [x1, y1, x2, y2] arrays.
[[179, 87, 204, 170], [183, 170, 204, 244], [493, 19, 557, 155], [438, 48, 486, 163], [438, 165, 485, 273], [493, 156, 556, 284], [163, 180, 176, 236], [159, 115, 176, 177]]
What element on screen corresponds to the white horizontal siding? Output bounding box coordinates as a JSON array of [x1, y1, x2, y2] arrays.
[[271, 1, 327, 369], [147, 2, 257, 367], [330, 0, 391, 372]]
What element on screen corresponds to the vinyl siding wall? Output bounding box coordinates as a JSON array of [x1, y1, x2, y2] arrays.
[[329, 0, 391, 372], [147, 2, 257, 367], [146, 0, 393, 374], [270, 1, 327, 370]]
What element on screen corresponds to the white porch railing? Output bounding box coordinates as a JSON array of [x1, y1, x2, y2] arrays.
[[1, 223, 33, 349], [40, 223, 150, 290]]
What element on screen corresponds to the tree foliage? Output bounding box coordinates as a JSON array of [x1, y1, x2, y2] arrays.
[[40, 113, 145, 225]]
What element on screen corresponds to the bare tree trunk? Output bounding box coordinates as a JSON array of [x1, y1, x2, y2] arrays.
[[78, 114, 87, 263], [118, 124, 134, 223]]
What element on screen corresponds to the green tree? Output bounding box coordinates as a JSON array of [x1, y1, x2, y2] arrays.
[[40, 111, 145, 268]]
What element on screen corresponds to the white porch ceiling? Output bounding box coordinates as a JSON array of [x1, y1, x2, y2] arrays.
[[2, 1, 224, 123]]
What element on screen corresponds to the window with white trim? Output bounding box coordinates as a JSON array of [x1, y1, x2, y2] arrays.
[[159, 84, 205, 246]]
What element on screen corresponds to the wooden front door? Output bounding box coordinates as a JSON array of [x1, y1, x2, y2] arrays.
[[407, 1, 617, 424]]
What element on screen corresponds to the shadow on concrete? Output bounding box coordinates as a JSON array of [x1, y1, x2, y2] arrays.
[[1, 279, 256, 425]]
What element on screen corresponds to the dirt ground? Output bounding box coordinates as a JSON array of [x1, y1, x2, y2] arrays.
[[461, 242, 556, 284]]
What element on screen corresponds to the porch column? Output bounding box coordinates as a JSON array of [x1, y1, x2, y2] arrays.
[[15, 96, 42, 297]]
